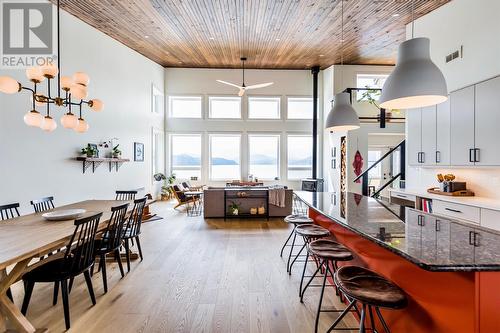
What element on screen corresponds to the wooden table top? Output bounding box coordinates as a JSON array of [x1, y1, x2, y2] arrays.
[[0, 200, 131, 270]]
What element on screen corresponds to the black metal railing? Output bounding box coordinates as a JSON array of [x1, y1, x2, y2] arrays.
[[354, 140, 406, 197]]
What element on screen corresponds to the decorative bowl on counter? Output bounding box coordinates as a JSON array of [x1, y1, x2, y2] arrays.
[[42, 209, 86, 221]]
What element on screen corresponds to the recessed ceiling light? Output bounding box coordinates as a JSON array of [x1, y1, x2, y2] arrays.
[[275, 38, 280, 41], [178, 61, 183, 64], [319, 54, 324, 57], [209, 37, 215, 40], [392, 14, 400, 17], [144, 35, 150, 39]]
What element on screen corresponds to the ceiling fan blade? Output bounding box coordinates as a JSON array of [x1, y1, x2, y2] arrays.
[[245, 82, 274, 90], [238, 88, 245, 97], [216, 80, 243, 89]]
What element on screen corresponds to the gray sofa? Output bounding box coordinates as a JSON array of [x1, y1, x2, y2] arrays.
[[203, 187, 293, 218]]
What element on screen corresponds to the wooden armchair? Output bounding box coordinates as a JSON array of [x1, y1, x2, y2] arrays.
[[181, 181, 205, 191], [172, 185, 199, 209]]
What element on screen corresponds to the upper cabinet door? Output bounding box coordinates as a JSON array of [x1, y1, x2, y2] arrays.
[[475, 76, 500, 166], [450, 86, 475, 166], [406, 108, 422, 166], [421, 106, 437, 166], [436, 99, 451, 165]]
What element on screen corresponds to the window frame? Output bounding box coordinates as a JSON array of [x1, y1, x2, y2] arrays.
[[247, 96, 282, 120], [286, 96, 314, 120], [169, 133, 203, 180], [167, 95, 203, 119], [355, 73, 389, 103], [208, 95, 242, 119], [286, 133, 313, 180], [208, 133, 242, 181], [367, 149, 383, 180], [247, 133, 281, 180]]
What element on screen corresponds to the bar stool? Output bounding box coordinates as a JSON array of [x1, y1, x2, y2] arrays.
[[288, 224, 330, 275], [299, 239, 354, 333], [329, 266, 408, 333], [280, 215, 314, 272]]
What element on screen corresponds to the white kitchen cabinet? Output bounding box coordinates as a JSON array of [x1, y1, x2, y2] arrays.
[[436, 99, 450, 165], [406, 108, 422, 166], [421, 106, 437, 165], [450, 86, 475, 166], [474, 76, 500, 166]]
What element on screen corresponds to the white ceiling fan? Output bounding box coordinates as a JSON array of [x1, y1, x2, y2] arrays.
[[216, 57, 273, 96]]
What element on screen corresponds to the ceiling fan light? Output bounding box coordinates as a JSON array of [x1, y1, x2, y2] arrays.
[[379, 37, 448, 109], [325, 92, 360, 132]]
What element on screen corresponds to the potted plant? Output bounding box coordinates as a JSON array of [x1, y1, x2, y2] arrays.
[[112, 144, 122, 158], [81, 144, 97, 158], [229, 201, 240, 215], [167, 173, 176, 184]]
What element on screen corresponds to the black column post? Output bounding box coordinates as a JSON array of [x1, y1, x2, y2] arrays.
[[311, 66, 320, 179]]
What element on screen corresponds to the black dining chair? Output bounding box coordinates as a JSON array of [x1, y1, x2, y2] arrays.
[[30, 196, 55, 213], [0, 202, 20, 220], [21, 212, 102, 330], [0, 202, 20, 302], [115, 190, 137, 201], [93, 203, 128, 293], [122, 197, 147, 272]]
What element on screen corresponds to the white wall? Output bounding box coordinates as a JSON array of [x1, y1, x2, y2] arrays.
[[408, 0, 500, 92], [164, 68, 318, 189], [405, 0, 500, 200], [0, 9, 165, 214], [322, 64, 404, 194]]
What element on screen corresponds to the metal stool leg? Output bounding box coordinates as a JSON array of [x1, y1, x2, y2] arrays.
[[300, 258, 323, 302], [280, 224, 296, 257], [288, 243, 306, 275], [314, 260, 328, 333], [359, 303, 367, 333], [299, 251, 309, 297], [286, 231, 298, 273], [368, 306, 379, 333], [325, 299, 357, 333], [375, 307, 391, 333]]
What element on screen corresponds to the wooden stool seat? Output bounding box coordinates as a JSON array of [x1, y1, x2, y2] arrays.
[[284, 214, 314, 224], [295, 224, 330, 238], [308, 239, 353, 261], [335, 266, 408, 309]]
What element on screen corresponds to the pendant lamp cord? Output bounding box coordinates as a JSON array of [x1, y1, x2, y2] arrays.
[[340, 0, 344, 85], [411, 0, 415, 39], [57, 0, 61, 98], [242, 1, 245, 86]]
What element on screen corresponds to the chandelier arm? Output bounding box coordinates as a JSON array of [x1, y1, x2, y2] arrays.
[[21, 86, 35, 94], [56, 0, 61, 97]]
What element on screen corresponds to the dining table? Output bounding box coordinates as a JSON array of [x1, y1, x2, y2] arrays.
[[0, 199, 137, 333]]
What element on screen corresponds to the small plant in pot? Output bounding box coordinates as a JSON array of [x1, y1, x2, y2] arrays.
[[112, 144, 122, 158], [167, 173, 176, 184], [229, 201, 240, 215], [81, 144, 97, 158]]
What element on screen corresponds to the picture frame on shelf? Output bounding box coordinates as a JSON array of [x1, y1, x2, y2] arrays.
[[88, 143, 99, 158], [134, 142, 144, 162]]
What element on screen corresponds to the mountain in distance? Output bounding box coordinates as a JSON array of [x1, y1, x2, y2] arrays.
[[211, 157, 238, 165], [250, 154, 277, 165], [289, 155, 312, 166], [173, 154, 200, 166]]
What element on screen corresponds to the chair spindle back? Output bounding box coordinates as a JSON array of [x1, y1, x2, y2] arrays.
[[115, 191, 137, 201], [0, 203, 20, 220], [30, 196, 55, 213]]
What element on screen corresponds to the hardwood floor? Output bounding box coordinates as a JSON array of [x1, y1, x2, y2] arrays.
[[9, 201, 356, 332]]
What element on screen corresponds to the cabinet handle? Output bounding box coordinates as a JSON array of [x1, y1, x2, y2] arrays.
[[420, 152, 425, 163], [417, 215, 425, 226], [436, 151, 441, 163], [474, 148, 480, 162], [417, 152, 421, 163], [445, 207, 462, 213], [473, 232, 480, 247], [469, 149, 474, 163], [435, 220, 441, 231], [469, 231, 474, 245]]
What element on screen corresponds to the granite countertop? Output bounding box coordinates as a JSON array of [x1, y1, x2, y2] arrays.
[[389, 188, 500, 211], [295, 191, 500, 272]]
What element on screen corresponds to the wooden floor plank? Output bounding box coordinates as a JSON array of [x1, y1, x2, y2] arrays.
[[7, 200, 356, 332]]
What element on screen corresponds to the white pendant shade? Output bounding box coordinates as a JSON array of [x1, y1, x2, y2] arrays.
[[61, 112, 78, 129], [89, 99, 104, 112], [23, 110, 43, 127], [379, 37, 447, 110], [26, 67, 45, 83], [0, 76, 20, 94], [325, 92, 360, 132], [74, 118, 89, 133], [40, 116, 57, 132]]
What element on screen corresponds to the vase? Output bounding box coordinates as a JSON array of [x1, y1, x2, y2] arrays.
[[232, 209, 239, 215]]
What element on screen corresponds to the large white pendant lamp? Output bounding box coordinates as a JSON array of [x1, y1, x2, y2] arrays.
[[379, 0, 447, 110], [325, 0, 359, 132]]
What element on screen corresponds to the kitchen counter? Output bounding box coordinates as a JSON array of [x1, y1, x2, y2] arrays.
[[389, 187, 500, 211], [295, 191, 500, 271], [295, 191, 500, 332]]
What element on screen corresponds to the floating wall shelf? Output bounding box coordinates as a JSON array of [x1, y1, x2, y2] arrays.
[[75, 157, 130, 174]]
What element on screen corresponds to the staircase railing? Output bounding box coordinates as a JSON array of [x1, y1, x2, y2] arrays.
[[353, 140, 406, 197]]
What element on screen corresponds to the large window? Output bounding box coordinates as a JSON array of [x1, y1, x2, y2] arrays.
[[168, 96, 202, 118], [287, 97, 313, 119], [170, 134, 202, 179], [249, 134, 280, 180], [287, 135, 312, 179], [209, 134, 241, 180], [356, 74, 388, 102], [209, 96, 241, 119], [248, 97, 281, 119]]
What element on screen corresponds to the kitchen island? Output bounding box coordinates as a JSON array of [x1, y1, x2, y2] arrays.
[[295, 191, 500, 333]]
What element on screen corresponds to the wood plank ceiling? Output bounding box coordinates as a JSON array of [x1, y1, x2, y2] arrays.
[[54, 0, 450, 69]]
